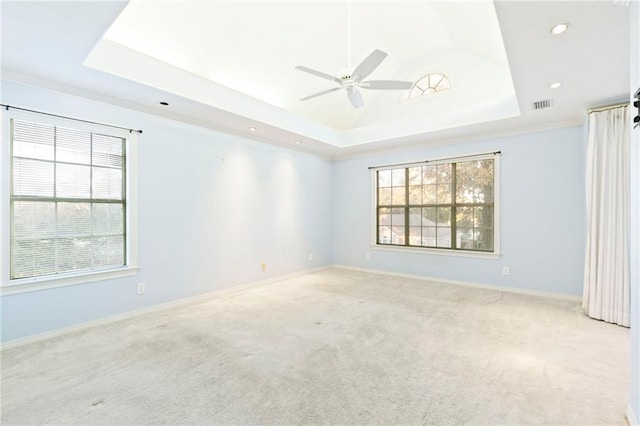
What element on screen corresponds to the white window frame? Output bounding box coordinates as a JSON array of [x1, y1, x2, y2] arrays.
[[370, 152, 501, 259], [0, 109, 138, 295]]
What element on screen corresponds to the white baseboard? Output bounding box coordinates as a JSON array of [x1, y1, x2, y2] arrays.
[[0, 264, 584, 350], [0, 266, 330, 351], [628, 405, 639, 426], [332, 264, 582, 302]]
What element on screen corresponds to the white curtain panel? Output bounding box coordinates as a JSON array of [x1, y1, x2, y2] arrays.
[[584, 105, 630, 327]]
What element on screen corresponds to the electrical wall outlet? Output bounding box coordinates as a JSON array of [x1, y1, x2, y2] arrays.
[[308, 253, 314, 263], [261, 262, 267, 272], [365, 252, 370, 261], [502, 266, 510, 276], [136, 282, 145, 294]]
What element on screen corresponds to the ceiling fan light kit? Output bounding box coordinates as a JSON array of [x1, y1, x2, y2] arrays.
[[346, 87, 364, 109], [296, 49, 413, 109]]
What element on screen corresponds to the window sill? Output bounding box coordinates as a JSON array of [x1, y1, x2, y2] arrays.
[[371, 244, 501, 259], [1, 266, 139, 296]]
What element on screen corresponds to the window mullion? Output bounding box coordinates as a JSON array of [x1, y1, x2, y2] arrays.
[[122, 136, 127, 265], [375, 171, 383, 245], [404, 168, 409, 246], [89, 133, 93, 201], [375, 172, 378, 245], [9, 119, 15, 279], [376, 205, 380, 245], [451, 162, 457, 250], [53, 125, 59, 274], [90, 132, 95, 269]]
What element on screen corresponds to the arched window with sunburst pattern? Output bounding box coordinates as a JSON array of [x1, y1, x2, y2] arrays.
[[408, 73, 451, 99]]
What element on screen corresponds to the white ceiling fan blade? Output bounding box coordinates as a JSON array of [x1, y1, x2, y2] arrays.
[[347, 88, 364, 109], [295, 66, 341, 84], [299, 87, 342, 101], [360, 80, 413, 90], [352, 50, 387, 82]]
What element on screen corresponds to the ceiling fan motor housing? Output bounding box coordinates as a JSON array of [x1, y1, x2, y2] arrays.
[[340, 75, 356, 87]]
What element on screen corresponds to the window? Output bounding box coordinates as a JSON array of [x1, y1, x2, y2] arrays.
[[2, 110, 138, 290], [374, 153, 499, 254], [407, 73, 451, 99]]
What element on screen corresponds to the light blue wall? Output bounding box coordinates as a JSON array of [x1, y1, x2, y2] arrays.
[[628, 1, 639, 422], [333, 126, 586, 296], [1, 81, 334, 342]]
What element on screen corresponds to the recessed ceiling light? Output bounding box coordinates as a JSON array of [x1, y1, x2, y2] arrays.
[[248, 127, 256, 132], [551, 23, 569, 35], [295, 140, 301, 145], [159, 101, 169, 106], [550, 82, 563, 89]]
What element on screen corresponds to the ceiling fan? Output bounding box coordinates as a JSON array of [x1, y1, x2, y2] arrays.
[[295, 50, 413, 109]]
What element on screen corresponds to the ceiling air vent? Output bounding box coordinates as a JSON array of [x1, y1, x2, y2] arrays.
[[532, 99, 553, 110]]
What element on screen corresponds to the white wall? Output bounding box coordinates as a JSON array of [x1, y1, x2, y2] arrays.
[[0, 80, 334, 342], [333, 125, 586, 296], [628, 1, 639, 423]]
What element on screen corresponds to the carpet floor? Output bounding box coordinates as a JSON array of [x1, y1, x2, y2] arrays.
[[1, 268, 630, 425]]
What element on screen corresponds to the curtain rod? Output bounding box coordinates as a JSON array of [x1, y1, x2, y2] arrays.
[[1, 104, 143, 134], [368, 151, 501, 170], [588, 102, 629, 114]]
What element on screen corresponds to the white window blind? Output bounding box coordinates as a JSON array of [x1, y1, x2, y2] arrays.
[[10, 118, 126, 280]]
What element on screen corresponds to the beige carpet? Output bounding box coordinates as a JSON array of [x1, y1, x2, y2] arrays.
[[1, 268, 630, 425]]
